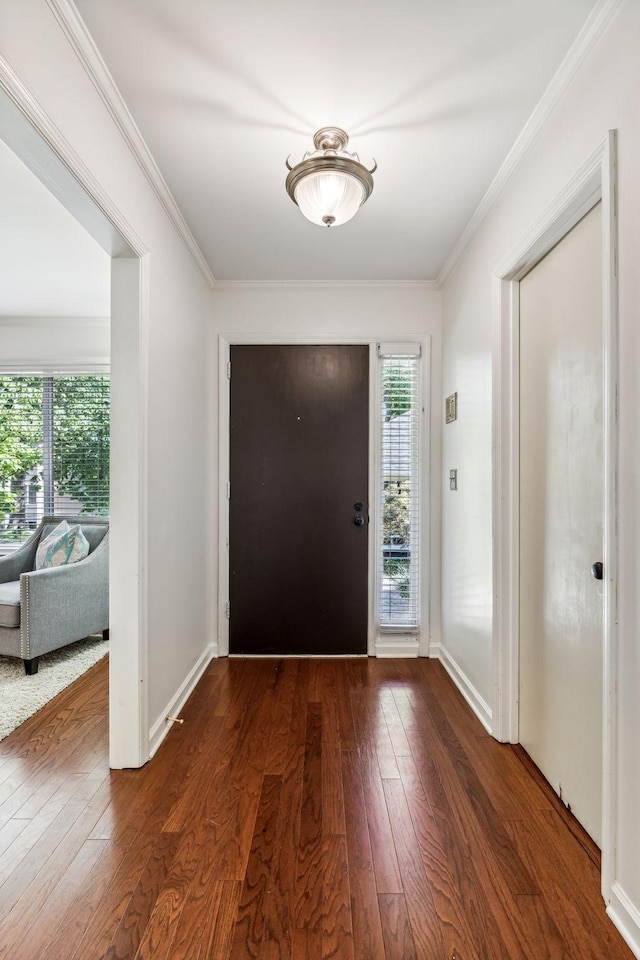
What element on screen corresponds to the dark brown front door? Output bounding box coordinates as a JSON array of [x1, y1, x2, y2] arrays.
[[229, 344, 369, 655]]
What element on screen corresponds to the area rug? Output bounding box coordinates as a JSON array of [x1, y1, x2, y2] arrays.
[[0, 635, 108, 741]]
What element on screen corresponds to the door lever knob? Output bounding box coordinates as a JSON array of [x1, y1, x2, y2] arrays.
[[591, 561, 603, 580], [353, 516, 365, 527]]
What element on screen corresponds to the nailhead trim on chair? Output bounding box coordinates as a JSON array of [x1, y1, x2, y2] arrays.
[[20, 575, 30, 660]]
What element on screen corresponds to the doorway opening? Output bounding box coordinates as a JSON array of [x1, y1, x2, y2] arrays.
[[0, 69, 149, 768]]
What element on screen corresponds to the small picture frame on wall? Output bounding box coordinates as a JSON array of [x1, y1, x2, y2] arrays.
[[445, 392, 457, 424]]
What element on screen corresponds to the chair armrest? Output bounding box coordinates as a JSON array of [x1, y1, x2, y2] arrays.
[[20, 536, 109, 660], [0, 534, 39, 584]]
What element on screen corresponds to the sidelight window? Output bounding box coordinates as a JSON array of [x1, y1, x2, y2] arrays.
[[0, 374, 109, 549], [378, 345, 421, 629]]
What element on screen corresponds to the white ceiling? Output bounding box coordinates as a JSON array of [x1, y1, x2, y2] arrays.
[[72, 0, 599, 284], [0, 138, 110, 318]]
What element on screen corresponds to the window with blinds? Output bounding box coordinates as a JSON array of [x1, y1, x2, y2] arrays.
[[0, 375, 109, 547], [378, 345, 421, 629]]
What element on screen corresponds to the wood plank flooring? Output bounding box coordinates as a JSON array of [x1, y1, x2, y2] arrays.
[[0, 655, 634, 960]]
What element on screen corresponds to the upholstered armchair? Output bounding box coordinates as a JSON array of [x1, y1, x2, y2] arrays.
[[0, 516, 109, 674]]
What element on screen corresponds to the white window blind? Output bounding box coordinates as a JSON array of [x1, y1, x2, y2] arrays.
[[0, 375, 110, 547], [378, 346, 421, 628]]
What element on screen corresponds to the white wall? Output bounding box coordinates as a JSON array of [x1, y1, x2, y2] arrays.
[[1, 2, 215, 754], [441, 1, 640, 951], [211, 283, 443, 652]]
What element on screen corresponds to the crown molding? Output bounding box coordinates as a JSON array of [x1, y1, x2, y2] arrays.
[[212, 280, 441, 291], [46, 0, 216, 289], [437, 0, 625, 287]]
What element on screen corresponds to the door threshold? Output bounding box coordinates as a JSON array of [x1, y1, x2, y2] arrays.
[[228, 654, 369, 659]]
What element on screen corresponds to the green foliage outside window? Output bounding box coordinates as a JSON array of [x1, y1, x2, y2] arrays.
[[382, 360, 414, 602], [0, 378, 42, 517], [383, 479, 410, 544], [0, 375, 109, 540], [383, 558, 410, 598], [382, 478, 411, 598], [52, 377, 110, 513], [382, 365, 411, 421]]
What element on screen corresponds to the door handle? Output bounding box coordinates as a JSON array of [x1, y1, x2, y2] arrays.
[[591, 561, 603, 580], [353, 516, 365, 527]]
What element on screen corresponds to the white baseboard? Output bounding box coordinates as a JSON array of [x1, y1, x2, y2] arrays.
[[608, 882, 640, 959], [148, 642, 216, 758], [437, 643, 493, 733], [375, 635, 420, 658], [427, 638, 442, 658]]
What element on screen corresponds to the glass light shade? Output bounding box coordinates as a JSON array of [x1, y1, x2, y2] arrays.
[[294, 170, 365, 227]]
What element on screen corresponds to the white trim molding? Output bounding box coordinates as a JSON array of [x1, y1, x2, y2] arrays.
[[217, 336, 231, 658], [148, 642, 217, 758], [374, 337, 432, 656], [437, 643, 492, 733], [438, 0, 624, 286], [213, 280, 441, 291], [375, 636, 419, 658], [608, 883, 640, 960], [217, 334, 431, 659], [109, 255, 151, 769], [492, 133, 619, 909], [0, 55, 152, 770], [45, 0, 216, 289], [419, 337, 432, 656]]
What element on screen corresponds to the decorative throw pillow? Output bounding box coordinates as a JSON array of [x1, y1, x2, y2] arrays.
[[36, 522, 90, 570], [35, 520, 69, 570]]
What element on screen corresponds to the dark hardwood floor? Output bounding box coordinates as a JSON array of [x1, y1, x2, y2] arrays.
[[0, 655, 633, 960]]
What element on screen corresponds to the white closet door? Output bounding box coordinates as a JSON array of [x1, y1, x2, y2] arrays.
[[519, 202, 603, 845]]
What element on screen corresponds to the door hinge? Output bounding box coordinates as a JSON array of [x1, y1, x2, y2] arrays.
[[225, 601, 231, 619], [227, 361, 232, 379], [227, 481, 231, 499]]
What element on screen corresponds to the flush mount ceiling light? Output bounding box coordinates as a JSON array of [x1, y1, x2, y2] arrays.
[[285, 127, 377, 228]]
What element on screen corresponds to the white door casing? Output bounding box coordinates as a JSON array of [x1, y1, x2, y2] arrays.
[[0, 61, 150, 768], [492, 133, 618, 897], [217, 334, 432, 659]]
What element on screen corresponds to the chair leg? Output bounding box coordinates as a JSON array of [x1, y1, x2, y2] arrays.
[[103, 628, 109, 641], [24, 658, 40, 675]]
